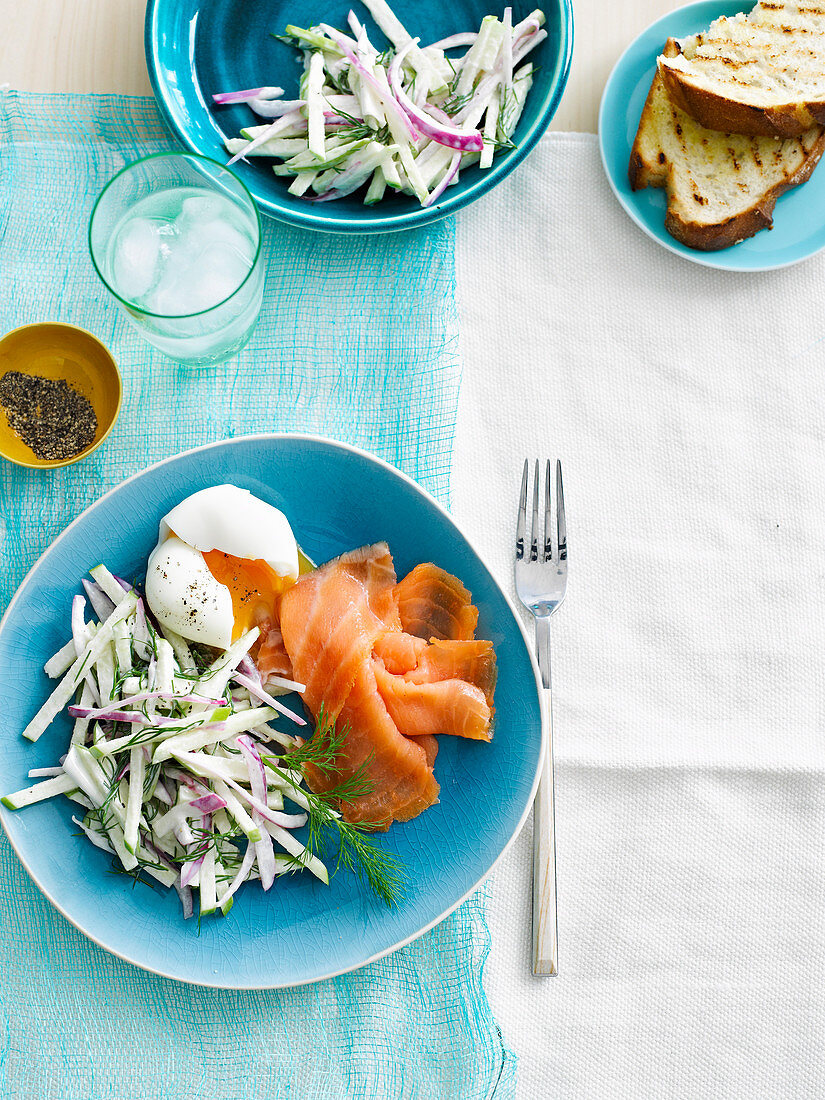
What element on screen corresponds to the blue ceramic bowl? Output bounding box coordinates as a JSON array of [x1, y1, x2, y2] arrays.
[[0, 435, 544, 987], [145, 0, 573, 232], [599, 0, 825, 271]]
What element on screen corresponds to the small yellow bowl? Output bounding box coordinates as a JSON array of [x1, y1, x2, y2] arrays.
[[0, 323, 122, 470]]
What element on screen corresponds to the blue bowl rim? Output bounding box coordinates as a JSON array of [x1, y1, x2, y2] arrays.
[[597, 0, 825, 273], [144, 0, 574, 233], [0, 432, 547, 988]]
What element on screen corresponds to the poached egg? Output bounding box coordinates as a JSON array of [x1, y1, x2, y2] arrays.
[[145, 484, 298, 650]]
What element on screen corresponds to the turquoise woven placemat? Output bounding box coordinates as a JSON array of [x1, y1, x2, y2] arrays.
[[0, 90, 516, 1100]]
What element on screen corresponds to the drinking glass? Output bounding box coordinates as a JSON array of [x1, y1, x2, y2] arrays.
[[89, 153, 264, 367]]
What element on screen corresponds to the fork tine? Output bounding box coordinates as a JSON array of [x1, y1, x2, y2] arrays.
[[516, 460, 528, 560], [556, 459, 567, 561], [530, 460, 539, 562], [544, 459, 553, 562]]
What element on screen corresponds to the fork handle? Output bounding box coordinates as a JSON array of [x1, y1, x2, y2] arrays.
[[533, 617, 557, 976]]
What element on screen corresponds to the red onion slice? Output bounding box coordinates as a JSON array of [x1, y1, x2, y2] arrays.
[[389, 44, 483, 152]]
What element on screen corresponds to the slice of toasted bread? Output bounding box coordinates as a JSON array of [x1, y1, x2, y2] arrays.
[[658, 2, 825, 137], [630, 40, 825, 250]]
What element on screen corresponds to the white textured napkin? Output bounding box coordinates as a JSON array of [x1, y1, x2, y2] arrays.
[[453, 133, 825, 1098]]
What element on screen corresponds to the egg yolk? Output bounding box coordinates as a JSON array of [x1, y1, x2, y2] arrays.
[[201, 549, 292, 641]]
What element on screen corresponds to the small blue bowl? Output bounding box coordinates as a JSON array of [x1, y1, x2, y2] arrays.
[[145, 0, 573, 232], [599, 0, 825, 271]]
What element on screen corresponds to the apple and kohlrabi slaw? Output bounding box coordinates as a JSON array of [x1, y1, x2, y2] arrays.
[[214, 0, 547, 207]]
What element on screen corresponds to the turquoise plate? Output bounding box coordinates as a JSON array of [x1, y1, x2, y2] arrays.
[[598, 0, 825, 271], [145, 0, 573, 232], [0, 435, 544, 988]]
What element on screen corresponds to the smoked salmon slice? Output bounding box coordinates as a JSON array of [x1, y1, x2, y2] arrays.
[[372, 636, 497, 734], [304, 662, 440, 830], [417, 734, 439, 769], [372, 631, 426, 674], [373, 663, 492, 741], [404, 639, 497, 706], [255, 620, 294, 681], [277, 543, 495, 830], [393, 562, 479, 641], [279, 543, 399, 720]]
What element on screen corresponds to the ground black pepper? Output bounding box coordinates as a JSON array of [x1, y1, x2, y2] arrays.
[[0, 371, 97, 461]]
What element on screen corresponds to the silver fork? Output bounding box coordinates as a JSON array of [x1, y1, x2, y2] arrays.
[[515, 459, 567, 977]]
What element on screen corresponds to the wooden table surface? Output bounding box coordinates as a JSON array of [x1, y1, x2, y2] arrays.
[[0, 0, 674, 133]]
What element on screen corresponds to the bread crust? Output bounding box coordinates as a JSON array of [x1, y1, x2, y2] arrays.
[[659, 64, 825, 138], [666, 131, 825, 248], [629, 40, 825, 250]]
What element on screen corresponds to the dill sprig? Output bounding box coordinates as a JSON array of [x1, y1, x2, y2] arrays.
[[303, 794, 406, 909], [285, 705, 350, 773], [184, 827, 220, 864], [487, 133, 517, 152], [440, 68, 476, 117], [73, 649, 93, 686], [322, 98, 391, 145], [268, 707, 406, 907], [441, 88, 475, 117], [94, 757, 124, 828], [333, 823, 405, 906], [106, 861, 161, 891]]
